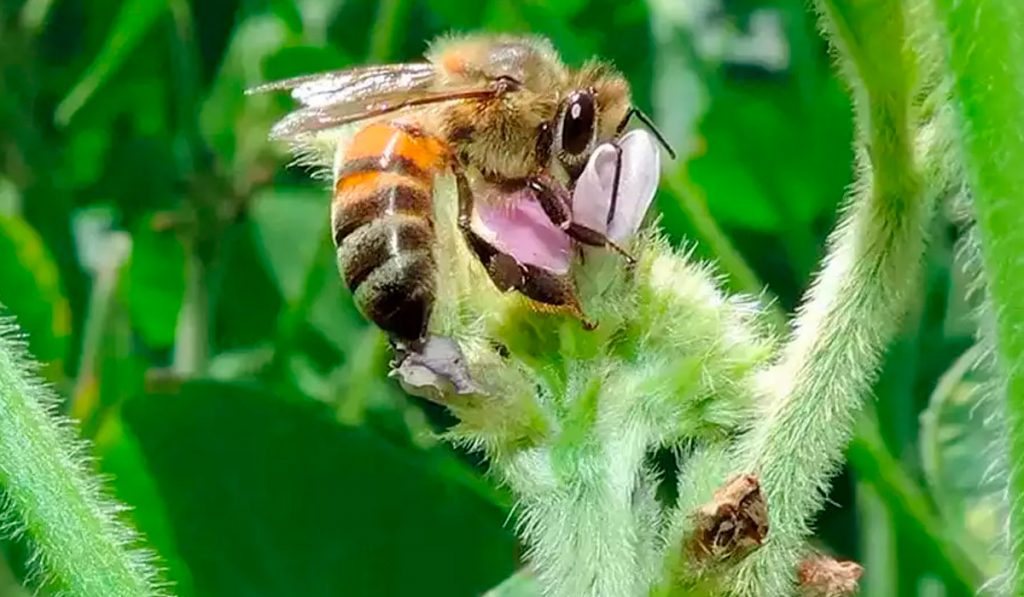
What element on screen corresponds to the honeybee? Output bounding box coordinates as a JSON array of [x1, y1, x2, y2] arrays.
[[249, 34, 672, 349]]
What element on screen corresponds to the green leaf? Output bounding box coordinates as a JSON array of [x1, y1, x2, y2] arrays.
[[199, 13, 293, 167], [212, 221, 283, 351], [121, 380, 518, 596], [125, 214, 187, 348], [425, 0, 487, 28], [307, 270, 365, 355], [94, 416, 196, 596], [692, 83, 848, 233], [484, 569, 540, 596], [0, 215, 70, 374], [262, 45, 351, 80], [250, 187, 329, 305], [55, 0, 170, 125], [920, 345, 1007, 579]]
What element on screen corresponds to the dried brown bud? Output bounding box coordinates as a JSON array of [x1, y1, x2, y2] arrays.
[[797, 554, 863, 596], [688, 473, 769, 564]]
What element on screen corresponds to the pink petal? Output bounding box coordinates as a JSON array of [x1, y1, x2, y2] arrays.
[[474, 189, 572, 275]]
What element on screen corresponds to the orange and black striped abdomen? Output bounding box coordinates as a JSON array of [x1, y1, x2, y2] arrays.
[[332, 121, 447, 342]]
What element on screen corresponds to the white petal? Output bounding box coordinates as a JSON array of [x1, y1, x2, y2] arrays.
[[607, 129, 661, 242], [570, 144, 620, 235]]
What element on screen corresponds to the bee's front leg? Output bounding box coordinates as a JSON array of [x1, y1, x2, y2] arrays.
[[527, 174, 636, 265]]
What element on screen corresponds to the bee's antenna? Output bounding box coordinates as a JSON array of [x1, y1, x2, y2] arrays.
[[625, 107, 676, 160]]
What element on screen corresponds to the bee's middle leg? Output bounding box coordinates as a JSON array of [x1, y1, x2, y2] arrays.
[[452, 165, 593, 328], [527, 174, 636, 265]]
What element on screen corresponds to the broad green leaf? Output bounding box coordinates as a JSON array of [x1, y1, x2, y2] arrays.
[[121, 380, 518, 596], [249, 187, 328, 305], [125, 214, 187, 348], [0, 215, 70, 374], [55, 0, 170, 125], [920, 345, 1007, 579], [94, 416, 196, 596]]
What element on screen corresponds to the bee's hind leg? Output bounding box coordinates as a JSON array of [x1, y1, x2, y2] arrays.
[[452, 165, 595, 330]]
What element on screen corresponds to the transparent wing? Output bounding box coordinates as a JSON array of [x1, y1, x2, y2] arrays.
[[266, 87, 497, 140], [247, 63, 437, 108], [247, 63, 498, 140]]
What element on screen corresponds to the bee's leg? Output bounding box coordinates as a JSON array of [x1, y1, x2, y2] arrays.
[[453, 166, 525, 292], [452, 165, 594, 328], [527, 174, 636, 265]]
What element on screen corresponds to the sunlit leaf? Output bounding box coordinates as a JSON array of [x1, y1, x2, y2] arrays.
[[207, 344, 275, 381], [0, 177, 21, 215], [0, 215, 70, 374], [121, 380, 518, 596], [55, 0, 170, 125], [484, 569, 540, 597]]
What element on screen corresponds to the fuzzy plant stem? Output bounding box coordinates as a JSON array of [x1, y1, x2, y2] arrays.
[[723, 1, 935, 593], [0, 318, 160, 595], [930, 1, 1024, 592]]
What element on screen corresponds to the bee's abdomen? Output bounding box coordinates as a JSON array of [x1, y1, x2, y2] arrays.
[[332, 122, 445, 342]]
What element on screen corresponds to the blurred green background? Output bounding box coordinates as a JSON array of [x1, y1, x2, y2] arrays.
[[0, 0, 1000, 595]]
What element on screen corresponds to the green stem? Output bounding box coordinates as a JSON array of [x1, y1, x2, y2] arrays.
[[854, 480, 896, 596], [931, 1, 1024, 592], [0, 319, 160, 595], [172, 250, 209, 376], [723, 0, 936, 592], [70, 233, 131, 426]]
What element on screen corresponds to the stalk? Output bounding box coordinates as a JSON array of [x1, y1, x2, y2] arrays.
[[0, 317, 161, 595], [722, 0, 937, 592], [929, 1, 1024, 592]]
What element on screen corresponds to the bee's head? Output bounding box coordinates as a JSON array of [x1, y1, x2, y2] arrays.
[[550, 61, 631, 178]]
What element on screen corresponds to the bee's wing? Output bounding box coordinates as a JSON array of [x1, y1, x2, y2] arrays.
[[247, 63, 436, 108], [247, 63, 498, 140], [572, 130, 661, 243]]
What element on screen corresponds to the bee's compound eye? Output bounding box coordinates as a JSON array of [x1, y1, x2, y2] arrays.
[[560, 91, 596, 156]]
